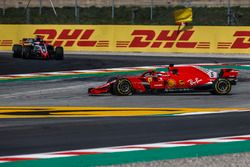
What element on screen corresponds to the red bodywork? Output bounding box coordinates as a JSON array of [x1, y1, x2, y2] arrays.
[[88, 65, 239, 95], [33, 41, 49, 59]]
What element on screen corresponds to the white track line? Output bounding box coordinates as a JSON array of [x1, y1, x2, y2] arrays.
[[0, 134, 250, 163]]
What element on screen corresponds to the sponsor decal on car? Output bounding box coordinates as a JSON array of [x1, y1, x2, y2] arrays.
[[179, 80, 185, 86], [147, 77, 153, 83], [188, 78, 202, 86], [167, 79, 176, 87]]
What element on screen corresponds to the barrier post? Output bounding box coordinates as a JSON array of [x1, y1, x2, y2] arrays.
[[2, 0, 6, 15], [75, 0, 79, 23], [150, 0, 153, 20], [39, 0, 42, 15], [112, 0, 115, 19], [227, 0, 232, 25], [132, 8, 138, 24]]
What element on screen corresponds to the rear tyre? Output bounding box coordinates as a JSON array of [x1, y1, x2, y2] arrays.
[[210, 78, 231, 95], [22, 46, 32, 59], [112, 78, 133, 96], [47, 45, 54, 59], [12, 45, 22, 58], [55, 47, 64, 60]]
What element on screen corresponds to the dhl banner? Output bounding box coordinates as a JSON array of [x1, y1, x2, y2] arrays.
[[0, 24, 249, 54]]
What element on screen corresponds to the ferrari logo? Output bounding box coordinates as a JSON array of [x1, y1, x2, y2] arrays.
[[147, 77, 153, 83]]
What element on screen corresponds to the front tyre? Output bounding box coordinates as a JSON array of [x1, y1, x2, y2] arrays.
[[47, 45, 54, 59], [12, 45, 22, 58], [210, 78, 231, 95], [22, 46, 32, 59], [55, 47, 64, 60], [113, 78, 133, 96]]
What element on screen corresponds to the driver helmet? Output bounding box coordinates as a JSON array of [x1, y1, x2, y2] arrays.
[[168, 64, 174, 71], [35, 35, 42, 42]]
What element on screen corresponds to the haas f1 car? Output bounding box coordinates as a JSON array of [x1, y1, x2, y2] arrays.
[[88, 65, 239, 96], [12, 38, 64, 60]]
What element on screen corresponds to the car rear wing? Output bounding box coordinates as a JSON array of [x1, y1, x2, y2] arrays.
[[20, 38, 34, 45], [219, 68, 239, 85]]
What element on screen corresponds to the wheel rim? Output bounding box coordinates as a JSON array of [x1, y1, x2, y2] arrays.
[[216, 80, 230, 94], [118, 80, 131, 94], [218, 82, 227, 91]]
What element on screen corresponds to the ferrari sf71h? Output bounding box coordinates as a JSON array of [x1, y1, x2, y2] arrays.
[[88, 65, 239, 95], [12, 37, 64, 60]]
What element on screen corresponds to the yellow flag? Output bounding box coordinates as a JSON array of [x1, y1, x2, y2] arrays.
[[174, 8, 193, 24]]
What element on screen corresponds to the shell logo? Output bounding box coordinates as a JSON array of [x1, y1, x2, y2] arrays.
[[167, 79, 176, 87]]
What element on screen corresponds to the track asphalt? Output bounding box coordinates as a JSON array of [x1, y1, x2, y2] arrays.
[[0, 53, 250, 165]]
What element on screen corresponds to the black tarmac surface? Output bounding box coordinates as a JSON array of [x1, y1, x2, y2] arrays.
[[0, 53, 250, 156], [1, 53, 249, 75]]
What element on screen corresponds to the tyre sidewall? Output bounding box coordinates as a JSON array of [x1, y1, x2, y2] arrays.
[[47, 45, 54, 58], [213, 78, 231, 95], [23, 46, 31, 59], [13, 45, 22, 58], [113, 78, 133, 96], [55, 47, 64, 60]]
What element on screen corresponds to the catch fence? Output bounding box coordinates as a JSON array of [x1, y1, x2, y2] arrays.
[[1, 0, 250, 25]]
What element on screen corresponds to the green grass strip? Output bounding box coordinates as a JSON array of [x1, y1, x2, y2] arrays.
[[2, 140, 250, 167]]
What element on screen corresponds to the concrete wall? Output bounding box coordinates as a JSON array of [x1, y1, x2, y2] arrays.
[[2, 0, 250, 8]]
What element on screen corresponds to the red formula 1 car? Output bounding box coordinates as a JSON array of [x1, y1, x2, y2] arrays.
[[88, 64, 239, 96], [12, 37, 64, 60]]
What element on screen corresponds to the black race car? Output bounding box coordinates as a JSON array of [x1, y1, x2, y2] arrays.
[[12, 37, 64, 60]]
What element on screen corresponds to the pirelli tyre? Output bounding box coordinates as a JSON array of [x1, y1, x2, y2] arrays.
[[54, 47, 64, 60], [112, 78, 133, 96], [210, 78, 232, 95], [47, 45, 54, 58], [12, 45, 22, 58], [22, 46, 32, 59]]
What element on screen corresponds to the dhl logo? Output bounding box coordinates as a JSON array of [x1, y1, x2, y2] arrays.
[[33, 29, 250, 50], [217, 31, 250, 49], [127, 30, 210, 49], [0, 40, 13, 46], [128, 30, 250, 49], [33, 29, 109, 47]]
